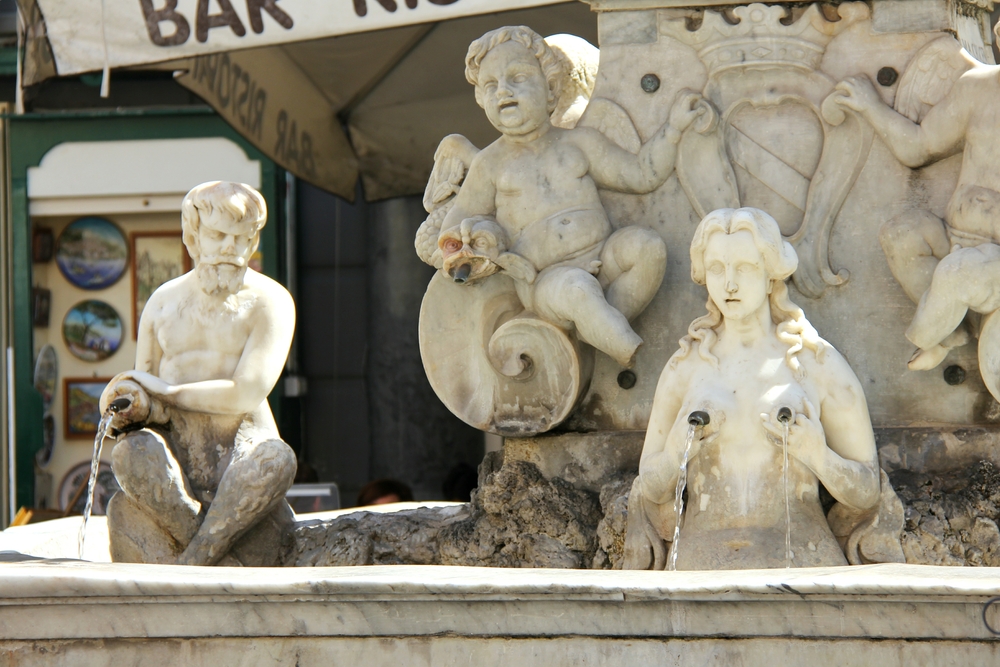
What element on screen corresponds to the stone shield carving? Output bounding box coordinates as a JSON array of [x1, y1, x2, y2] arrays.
[[666, 3, 875, 298]]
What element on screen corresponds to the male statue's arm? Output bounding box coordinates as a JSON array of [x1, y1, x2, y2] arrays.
[[116, 282, 295, 417], [835, 74, 970, 168], [580, 91, 704, 194]]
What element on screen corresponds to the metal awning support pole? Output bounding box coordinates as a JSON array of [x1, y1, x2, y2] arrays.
[[0, 102, 14, 528]]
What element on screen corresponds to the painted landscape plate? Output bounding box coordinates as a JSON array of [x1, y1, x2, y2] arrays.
[[56, 217, 128, 289], [63, 300, 123, 362], [58, 461, 120, 514]]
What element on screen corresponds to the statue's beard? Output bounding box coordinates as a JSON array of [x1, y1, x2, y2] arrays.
[[196, 261, 246, 296]]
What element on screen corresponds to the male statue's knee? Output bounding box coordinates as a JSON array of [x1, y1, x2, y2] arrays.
[[256, 439, 297, 485], [111, 431, 165, 486]]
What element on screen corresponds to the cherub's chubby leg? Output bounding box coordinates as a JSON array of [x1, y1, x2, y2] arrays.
[[177, 437, 296, 566], [533, 266, 642, 367], [879, 210, 951, 304], [598, 227, 668, 321], [108, 429, 202, 563], [906, 244, 1000, 370]]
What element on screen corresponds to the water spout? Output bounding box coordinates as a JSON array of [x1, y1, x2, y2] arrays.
[[688, 410, 710, 427], [450, 263, 472, 284]]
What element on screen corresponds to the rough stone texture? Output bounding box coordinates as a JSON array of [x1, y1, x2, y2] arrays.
[[288, 454, 604, 568], [289, 505, 474, 567], [593, 475, 633, 569], [891, 460, 1000, 567], [503, 431, 642, 493]]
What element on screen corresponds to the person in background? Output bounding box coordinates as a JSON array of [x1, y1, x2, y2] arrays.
[[356, 479, 414, 507]]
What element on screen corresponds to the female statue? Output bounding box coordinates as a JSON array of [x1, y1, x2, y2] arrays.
[[624, 207, 903, 570]]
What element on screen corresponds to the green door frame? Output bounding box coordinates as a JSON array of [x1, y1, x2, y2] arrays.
[[5, 109, 283, 510]]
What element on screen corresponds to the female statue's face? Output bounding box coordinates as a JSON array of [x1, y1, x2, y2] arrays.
[[703, 229, 770, 323]]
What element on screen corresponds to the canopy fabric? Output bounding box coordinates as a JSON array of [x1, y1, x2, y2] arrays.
[[32, 0, 571, 76], [23, 0, 598, 201]]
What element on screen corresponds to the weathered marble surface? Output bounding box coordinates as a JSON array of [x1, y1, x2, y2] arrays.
[[4, 636, 999, 667], [1, 561, 999, 666], [538, 1, 1000, 437], [415, 26, 691, 436], [99, 181, 297, 567], [624, 207, 904, 570]]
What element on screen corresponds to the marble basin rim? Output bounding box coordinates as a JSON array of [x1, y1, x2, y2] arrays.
[[1, 561, 999, 601]]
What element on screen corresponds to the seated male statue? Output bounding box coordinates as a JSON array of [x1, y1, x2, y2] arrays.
[[835, 33, 1000, 370], [100, 181, 297, 566], [436, 26, 703, 368]]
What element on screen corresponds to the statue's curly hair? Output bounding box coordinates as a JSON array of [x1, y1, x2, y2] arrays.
[[465, 26, 563, 114], [181, 181, 266, 261], [672, 207, 829, 379]]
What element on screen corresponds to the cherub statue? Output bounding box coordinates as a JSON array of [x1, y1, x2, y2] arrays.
[[99, 181, 297, 566], [834, 33, 1000, 371], [415, 25, 704, 367]]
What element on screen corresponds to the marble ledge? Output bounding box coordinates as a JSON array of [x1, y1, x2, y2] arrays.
[[1, 561, 999, 642]]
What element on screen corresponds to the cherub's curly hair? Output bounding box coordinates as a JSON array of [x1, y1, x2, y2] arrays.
[[672, 208, 829, 378], [465, 26, 562, 114]]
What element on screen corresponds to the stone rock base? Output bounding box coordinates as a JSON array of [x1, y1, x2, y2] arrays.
[[288, 429, 1000, 570]]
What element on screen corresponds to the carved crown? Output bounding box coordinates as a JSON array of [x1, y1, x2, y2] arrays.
[[660, 2, 870, 76]]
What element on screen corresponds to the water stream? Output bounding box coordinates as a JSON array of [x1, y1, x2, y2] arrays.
[[668, 411, 709, 571], [77, 411, 114, 559], [778, 407, 793, 569], [667, 424, 696, 571]]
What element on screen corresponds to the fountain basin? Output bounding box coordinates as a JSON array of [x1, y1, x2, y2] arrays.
[[1, 558, 998, 665]]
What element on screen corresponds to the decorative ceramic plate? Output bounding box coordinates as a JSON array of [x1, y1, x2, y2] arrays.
[[55, 217, 128, 289], [58, 461, 120, 515], [62, 300, 123, 362]]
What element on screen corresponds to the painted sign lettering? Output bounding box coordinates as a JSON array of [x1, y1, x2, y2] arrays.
[[39, 0, 567, 77]]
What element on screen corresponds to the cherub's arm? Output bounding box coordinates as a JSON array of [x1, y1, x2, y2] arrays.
[[576, 91, 704, 194], [438, 152, 498, 235], [835, 74, 971, 168], [763, 350, 880, 511], [637, 360, 687, 504], [130, 284, 295, 416]]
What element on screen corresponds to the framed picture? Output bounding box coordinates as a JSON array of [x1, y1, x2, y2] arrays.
[[63, 300, 123, 362], [32, 287, 51, 327], [55, 217, 129, 289], [131, 232, 192, 338], [63, 377, 111, 439]]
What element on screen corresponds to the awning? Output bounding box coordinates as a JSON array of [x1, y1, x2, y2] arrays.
[[20, 0, 598, 201]]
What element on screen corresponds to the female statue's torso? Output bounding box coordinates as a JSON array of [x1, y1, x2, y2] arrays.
[[668, 344, 848, 570]]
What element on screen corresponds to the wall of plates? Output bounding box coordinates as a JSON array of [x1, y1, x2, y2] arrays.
[[31, 211, 192, 514]]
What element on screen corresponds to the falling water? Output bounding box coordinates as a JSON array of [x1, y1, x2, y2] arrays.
[[77, 410, 115, 559], [778, 407, 793, 569], [668, 411, 709, 571]]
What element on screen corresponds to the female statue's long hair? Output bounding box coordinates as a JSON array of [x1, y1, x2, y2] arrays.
[[672, 208, 829, 378]]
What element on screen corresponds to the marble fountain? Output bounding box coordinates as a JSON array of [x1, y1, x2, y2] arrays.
[[5, 1, 1000, 664]]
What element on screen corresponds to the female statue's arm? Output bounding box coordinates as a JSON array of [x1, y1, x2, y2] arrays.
[[638, 361, 687, 505], [767, 350, 880, 510]]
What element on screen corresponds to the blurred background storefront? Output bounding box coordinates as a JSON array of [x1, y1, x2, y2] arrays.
[[0, 0, 603, 526]]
